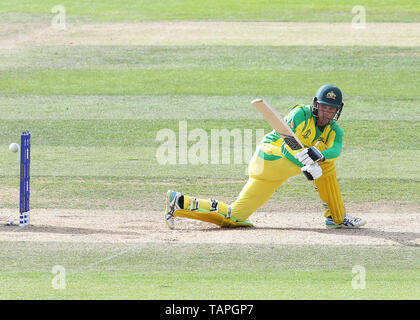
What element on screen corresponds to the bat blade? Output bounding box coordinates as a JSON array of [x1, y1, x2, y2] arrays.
[[251, 98, 304, 150]]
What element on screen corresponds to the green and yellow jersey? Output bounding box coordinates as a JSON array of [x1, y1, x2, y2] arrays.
[[258, 104, 344, 167]]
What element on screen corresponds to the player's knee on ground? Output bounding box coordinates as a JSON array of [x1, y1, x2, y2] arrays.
[[174, 195, 253, 228]]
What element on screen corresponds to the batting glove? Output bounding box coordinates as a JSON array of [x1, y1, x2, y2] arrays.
[[301, 163, 323, 180], [295, 146, 324, 166]]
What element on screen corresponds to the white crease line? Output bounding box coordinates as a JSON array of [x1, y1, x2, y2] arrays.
[[81, 249, 130, 269]]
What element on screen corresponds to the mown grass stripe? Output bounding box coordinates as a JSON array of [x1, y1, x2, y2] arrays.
[[1, 69, 419, 97], [1, 0, 419, 22], [1, 46, 419, 71]]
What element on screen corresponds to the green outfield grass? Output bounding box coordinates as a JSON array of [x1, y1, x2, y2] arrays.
[[1, 0, 419, 22], [2, 69, 419, 97], [0, 0, 419, 300], [0, 242, 418, 299]]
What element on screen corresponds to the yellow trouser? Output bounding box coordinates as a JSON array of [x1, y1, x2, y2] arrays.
[[174, 145, 345, 226], [174, 147, 300, 226], [230, 152, 302, 220]]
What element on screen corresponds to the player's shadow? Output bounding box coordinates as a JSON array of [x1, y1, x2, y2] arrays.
[[0, 224, 144, 237], [254, 226, 420, 247]]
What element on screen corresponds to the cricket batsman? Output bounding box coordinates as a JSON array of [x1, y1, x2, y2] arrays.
[[165, 85, 366, 229]]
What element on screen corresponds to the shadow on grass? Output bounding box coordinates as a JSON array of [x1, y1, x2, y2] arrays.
[[2, 223, 418, 247]]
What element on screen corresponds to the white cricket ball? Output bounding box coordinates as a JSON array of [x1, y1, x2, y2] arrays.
[[9, 143, 19, 153]]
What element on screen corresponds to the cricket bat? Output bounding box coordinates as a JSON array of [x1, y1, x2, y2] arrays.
[[251, 98, 304, 150]]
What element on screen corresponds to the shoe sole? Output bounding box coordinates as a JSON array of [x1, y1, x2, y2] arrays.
[[326, 224, 342, 229], [326, 220, 367, 229], [165, 190, 175, 230]]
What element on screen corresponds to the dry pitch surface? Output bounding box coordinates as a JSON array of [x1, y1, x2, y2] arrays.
[[0, 203, 418, 247]]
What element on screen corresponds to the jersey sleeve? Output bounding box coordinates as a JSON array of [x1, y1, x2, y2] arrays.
[[281, 106, 307, 167], [321, 123, 343, 161], [285, 105, 306, 133]]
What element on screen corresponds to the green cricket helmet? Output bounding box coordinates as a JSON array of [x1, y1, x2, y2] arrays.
[[312, 84, 344, 121]]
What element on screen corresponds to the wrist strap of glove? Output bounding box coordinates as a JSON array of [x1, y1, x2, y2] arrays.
[[302, 169, 314, 181]]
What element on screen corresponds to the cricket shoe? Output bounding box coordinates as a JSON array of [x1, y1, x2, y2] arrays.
[[165, 190, 183, 230], [325, 214, 366, 229]]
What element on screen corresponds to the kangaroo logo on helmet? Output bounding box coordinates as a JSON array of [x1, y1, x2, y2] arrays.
[[313, 84, 344, 121], [326, 91, 336, 100]]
